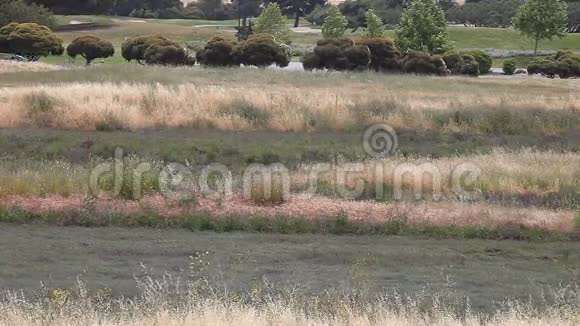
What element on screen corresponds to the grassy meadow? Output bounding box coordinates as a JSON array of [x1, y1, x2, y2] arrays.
[[0, 21, 579, 324]]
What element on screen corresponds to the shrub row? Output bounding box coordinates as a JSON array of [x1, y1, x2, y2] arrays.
[[527, 50, 580, 79], [121, 35, 195, 66], [442, 50, 493, 76], [0, 22, 63, 60], [302, 37, 450, 76], [196, 34, 290, 68]]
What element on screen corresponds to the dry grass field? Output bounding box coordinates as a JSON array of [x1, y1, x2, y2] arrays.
[[0, 59, 578, 324]]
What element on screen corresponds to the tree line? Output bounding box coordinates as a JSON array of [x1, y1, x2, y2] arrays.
[[5, 0, 580, 33]]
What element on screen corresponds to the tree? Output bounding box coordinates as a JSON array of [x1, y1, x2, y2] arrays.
[[363, 9, 386, 37], [254, 3, 291, 44], [270, 0, 326, 27], [321, 5, 348, 38], [0, 0, 56, 28], [395, 0, 451, 54], [513, 0, 568, 55], [0, 23, 63, 60], [66, 35, 115, 65]]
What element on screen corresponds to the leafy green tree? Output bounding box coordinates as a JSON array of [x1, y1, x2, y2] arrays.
[[0, 23, 63, 60], [363, 9, 386, 37], [269, 0, 327, 27], [322, 5, 348, 38], [0, 0, 56, 28], [513, 0, 568, 55], [254, 3, 291, 44], [395, 0, 450, 54], [66, 35, 115, 65]]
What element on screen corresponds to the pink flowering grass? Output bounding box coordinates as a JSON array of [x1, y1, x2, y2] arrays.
[[0, 194, 576, 235]]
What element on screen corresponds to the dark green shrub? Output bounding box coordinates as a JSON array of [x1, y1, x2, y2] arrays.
[[144, 40, 195, 66], [121, 35, 194, 66], [121, 35, 165, 63], [442, 51, 463, 74], [0, 0, 55, 28], [400, 51, 449, 76], [302, 38, 371, 71], [443, 50, 483, 76], [460, 54, 480, 77], [0, 22, 63, 60], [464, 50, 492, 74], [66, 35, 114, 65], [235, 33, 290, 68], [502, 59, 517, 75], [356, 37, 401, 72], [343, 45, 371, 71], [527, 51, 580, 79], [302, 51, 322, 70], [309, 38, 351, 70], [196, 37, 239, 67]]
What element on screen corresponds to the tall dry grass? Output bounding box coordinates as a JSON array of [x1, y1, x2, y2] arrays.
[[0, 82, 578, 132], [2, 302, 578, 326], [0, 61, 60, 74], [295, 149, 580, 202], [1, 279, 578, 326]]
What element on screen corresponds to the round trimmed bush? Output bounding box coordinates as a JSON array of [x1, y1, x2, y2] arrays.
[[196, 37, 238, 67], [357, 37, 401, 72], [310, 38, 351, 70], [527, 52, 580, 79], [0, 22, 63, 60], [401, 51, 449, 76], [66, 35, 114, 65], [442, 51, 464, 74], [122, 35, 166, 63], [302, 51, 322, 70], [236, 34, 290, 68], [121, 35, 194, 66], [464, 50, 492, 74], [527, 57, 557, 77], [502, 59, 517, 75], [460, 54, 480, 77], [302, 38, 372, 71], [343, 45, 371, 71]]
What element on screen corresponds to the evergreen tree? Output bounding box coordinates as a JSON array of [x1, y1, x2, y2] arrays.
[[254, 3, 292, 44], [363, 9, 386, 38], [322, 5, 348, 38]]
